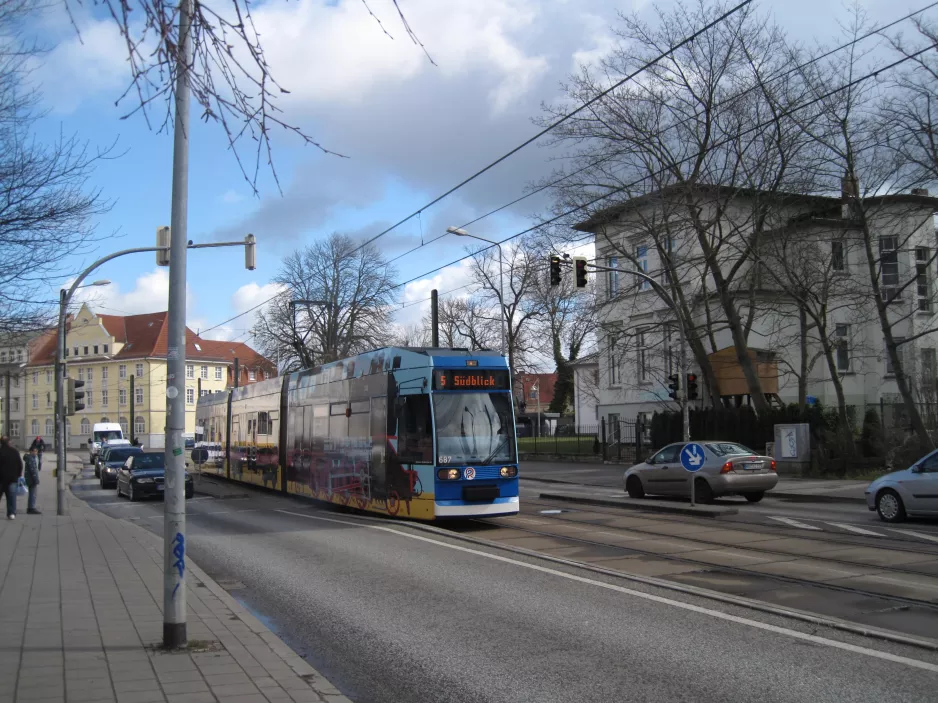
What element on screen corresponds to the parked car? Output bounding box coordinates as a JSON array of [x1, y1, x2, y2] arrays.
[[866, 448, 938, 522], [95, 445, 141, 477], [624, 441, 778, 503], [116, 452, 194, 502], [98, 446, 143, 488]]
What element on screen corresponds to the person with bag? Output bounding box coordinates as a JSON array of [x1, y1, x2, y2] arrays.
[[0, 435, 23, 520], [23, 446, 40, 515]]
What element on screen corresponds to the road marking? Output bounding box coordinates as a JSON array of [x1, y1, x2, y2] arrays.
[[768, 516, 822, 530], [276, 509, 938, 673], [826, 522, 886, 537], [889, 529, 938, 544]]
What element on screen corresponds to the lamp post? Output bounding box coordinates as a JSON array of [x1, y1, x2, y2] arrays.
[[288, 299, 331, 368], [56, 279, 111, 516], [446, 227, 508, 365]]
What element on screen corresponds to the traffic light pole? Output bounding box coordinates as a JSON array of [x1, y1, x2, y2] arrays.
[[582, 263, 691, 445]]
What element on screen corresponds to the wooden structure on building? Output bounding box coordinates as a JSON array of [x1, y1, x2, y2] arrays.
[[706, 346, 783, 408]]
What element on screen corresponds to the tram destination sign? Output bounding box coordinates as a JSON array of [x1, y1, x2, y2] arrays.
[[433, 369, 510, 390]]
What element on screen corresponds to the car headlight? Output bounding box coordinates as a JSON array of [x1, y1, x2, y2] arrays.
[[500, 466, 518, 478], [437, 468, 460, 480], [135, 477, 155, 484]]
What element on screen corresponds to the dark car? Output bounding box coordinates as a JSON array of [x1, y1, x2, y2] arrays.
[[116, 453, 195, 502], [99, 446, 143, 488]]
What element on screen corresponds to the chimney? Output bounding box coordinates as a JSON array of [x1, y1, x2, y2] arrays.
[[912, 188, 929, 196]]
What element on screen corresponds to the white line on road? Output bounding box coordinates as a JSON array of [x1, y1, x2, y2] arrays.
[[276, 509, 938, 674], [767, 516, 822, 530], [826, 522, 886, 537], [888, 529, 938, 544]]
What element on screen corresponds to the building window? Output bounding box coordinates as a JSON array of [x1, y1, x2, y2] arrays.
[[103, 344, 109, 354], [607, 257, 619, 299], [186, 364, 194, 379], [119, 417, 128, 435], [200, 389, 209, 397], [119, 389, 127, 406], [73, 347, 78, 357], [87, 368, 93, 382], [879, 236, 899, 299], [135, 363, 144, 377], [80, 418, 90, 435], [607, 334, 620, 386], [200, 365, 208, 379], [101, 390, 108, 407], [636, 328, 650, 383], [46, 369, 51, 384], [85, 390, 93, 408], [93, 345, 98, 354], [214, 366, 222, 380], [134, 416, 145, 436], [636, 246, 650, 290], [886, 337, 906, 376], [12, 376, 17, 388], [31, 393, 37, 410], [10, 420, 19, 438], [248, 370, 256, 381], [32, 371, 38, 385], [923, 348, 937, 382], [186, 388, 195, 405], [835, 324, 850, 372], [82, 346, 87, 356], [45, 418, 53, 437], [0, 351, 5, 362], [119, 364, 126, 379], [12, 397, 18, 411], [135, 387, 143, 405], [31, 419, 39, 436], [102, 366, 108, 381], [78, 368, 84, 381], [916, 246, 931, 312], [16, 350, 22, 362], [46, 392, 51, 408]]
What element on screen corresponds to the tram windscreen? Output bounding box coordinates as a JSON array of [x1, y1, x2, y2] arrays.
[[433, 393, 516, 466]]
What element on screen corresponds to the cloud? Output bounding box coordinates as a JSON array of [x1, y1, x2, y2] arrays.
[[232, 282, 288, 314], [69, 269, 198, 320], [393, 259, 476, 327]]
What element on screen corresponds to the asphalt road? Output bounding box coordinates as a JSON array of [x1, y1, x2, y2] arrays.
[[71, 466, 938, 703]]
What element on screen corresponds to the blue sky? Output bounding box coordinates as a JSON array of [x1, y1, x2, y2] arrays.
[[27, 0, 934, 349]]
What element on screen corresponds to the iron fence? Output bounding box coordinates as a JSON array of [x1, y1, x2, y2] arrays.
[[516, 418, 648, 463]]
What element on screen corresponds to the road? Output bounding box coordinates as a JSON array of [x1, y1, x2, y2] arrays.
[[70, 464, 938, 703]]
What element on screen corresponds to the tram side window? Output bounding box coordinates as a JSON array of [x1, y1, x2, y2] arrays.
[[397, 394, 432, 464], [330, 402, 347, 439], [257, 412, 270, 435], [349, 401, 369, 440], [312, 405, 328, 439]]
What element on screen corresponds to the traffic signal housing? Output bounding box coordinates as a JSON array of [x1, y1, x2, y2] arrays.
[[574, 256, 588, 288], [686, 373, 699, 400], [67, 378, 85, 416], [549, 255, 562, 286], [667, 374, 680, 400]]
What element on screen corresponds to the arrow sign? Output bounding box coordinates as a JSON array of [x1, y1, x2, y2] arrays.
[[680, 443, 706, 472]]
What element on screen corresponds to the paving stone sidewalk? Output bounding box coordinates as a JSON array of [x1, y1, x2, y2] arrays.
[[0, 457, 350, 703]]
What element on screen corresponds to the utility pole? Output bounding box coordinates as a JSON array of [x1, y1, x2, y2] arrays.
[[129, 375, 135, 446], [431, 289, 439, 347], [163, 0, 193, 650]]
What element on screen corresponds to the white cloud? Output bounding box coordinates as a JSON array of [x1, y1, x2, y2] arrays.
[[220, 189, 245, 204], [393, 259, 475, 327], [69, 269, 197, 319], [231, 282, 287, 314]]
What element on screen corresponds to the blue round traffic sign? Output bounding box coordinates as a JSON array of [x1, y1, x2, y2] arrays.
[[680, 443, 706, 472]]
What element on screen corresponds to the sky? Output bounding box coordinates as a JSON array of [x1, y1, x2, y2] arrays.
[[26, 0, 936, 357]]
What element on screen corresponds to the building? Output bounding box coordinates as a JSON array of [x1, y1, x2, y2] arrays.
[[25, 305, 276, 449], [1, 330, 54, 447], [571, 355, 599, 431], [514, 372, 557, 414], [574, 183, 938, 429]]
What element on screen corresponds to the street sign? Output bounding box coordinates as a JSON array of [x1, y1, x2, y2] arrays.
[[680, 443, 706, 472]]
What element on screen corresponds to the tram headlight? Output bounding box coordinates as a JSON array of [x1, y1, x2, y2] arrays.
[[437, 468, 460, 480], [500, 466, 517, 478]]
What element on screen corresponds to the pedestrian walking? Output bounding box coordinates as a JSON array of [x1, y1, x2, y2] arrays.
[[23, 446, 41, 515], [29, 435, 45, 470], [0, 435, 23, 520]]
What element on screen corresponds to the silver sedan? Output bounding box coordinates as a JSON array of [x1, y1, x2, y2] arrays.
[[865, 449, 938, 522], [624, 441, 779, 503]]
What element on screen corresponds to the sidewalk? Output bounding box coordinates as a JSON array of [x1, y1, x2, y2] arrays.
[[0, 456, 351, 703]]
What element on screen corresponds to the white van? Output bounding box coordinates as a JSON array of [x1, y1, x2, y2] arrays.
[[89, 422, 131, 464]]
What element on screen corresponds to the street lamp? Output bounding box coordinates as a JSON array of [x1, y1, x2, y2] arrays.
[[446, 227, 508, 364]]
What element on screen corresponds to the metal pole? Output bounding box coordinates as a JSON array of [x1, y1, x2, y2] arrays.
[[3, 371, 9, 442], [233, 358, 240, 389], [496, 244, 507, 365], [56, 288, 68, 516], [129, 374, 135, 446], [431, 289, 439, 347], [163, 0, 193, 649]]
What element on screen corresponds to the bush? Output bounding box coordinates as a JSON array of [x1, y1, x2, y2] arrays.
[[860, 408, 884, 458]]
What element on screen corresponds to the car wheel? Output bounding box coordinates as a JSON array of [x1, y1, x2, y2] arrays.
[[876, 489, 906, 523], [694, 478, 714, 504], [743, 492, 764, 503], [185, 486, 194, 500], [626, 476, 645, 499], [128, 483, 136, 502], [116, 481, 122, 497]]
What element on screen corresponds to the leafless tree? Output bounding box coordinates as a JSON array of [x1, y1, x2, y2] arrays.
[[0, 0, 111, 333], [71, 0, 434, 193], [418, 296, 496, 350], [251, 233, 397, 369]]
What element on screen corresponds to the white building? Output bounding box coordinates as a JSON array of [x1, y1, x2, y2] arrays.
[[574, 184, 938, 430]]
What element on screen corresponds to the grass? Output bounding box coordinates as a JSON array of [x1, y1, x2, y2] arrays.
[[517, 436, 601, 456]]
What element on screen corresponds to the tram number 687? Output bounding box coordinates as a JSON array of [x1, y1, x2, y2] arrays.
[[438, 456, 452, 464]]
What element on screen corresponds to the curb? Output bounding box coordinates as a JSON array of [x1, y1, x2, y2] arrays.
[[771, 491, 867, 505], [538, 492, 739, 517]]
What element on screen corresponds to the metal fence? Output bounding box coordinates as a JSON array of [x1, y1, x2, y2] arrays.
[[517, 418, 648, 463]]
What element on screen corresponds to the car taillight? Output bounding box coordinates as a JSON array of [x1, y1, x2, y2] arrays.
[[770, 460, 776, 472], [720, 461, 734, 474]]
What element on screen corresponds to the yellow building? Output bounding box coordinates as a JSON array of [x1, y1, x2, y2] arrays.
[[25, 304, 276, 450]]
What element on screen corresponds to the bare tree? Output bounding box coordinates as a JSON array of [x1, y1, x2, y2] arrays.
[[251, 233, 397, 369], [419, 296, 496, 350], [73, 0, 434, 192], [0, 0, 111, 333]]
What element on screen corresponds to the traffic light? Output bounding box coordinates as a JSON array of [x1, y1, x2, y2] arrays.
[[574, 256, 588, 288], [67, 378, 85, 416], [549, 255, 562, 286], [667, 374, 680, 400], [686, 373, 699, 400]]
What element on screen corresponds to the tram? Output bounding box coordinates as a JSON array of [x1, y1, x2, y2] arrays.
[[195, 347, 519, 520]]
